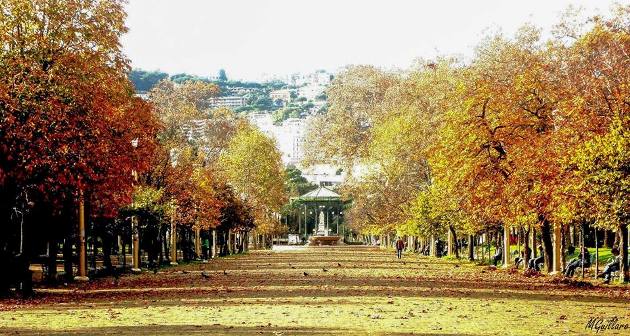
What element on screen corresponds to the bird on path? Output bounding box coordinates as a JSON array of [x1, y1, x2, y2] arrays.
[[223, 270, 228, 275], [201, 271, 211, 279], [337, 263, 342, 267], [303, 272, 309, 276], [322, 268, 328, 272]]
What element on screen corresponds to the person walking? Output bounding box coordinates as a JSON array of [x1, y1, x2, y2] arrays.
[[396, 237, 405, 259]]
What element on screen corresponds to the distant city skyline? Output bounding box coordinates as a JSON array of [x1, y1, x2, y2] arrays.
[[122, 0, 617, 82]]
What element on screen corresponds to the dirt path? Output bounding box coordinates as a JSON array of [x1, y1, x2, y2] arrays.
[[1, 246, 629, 335]]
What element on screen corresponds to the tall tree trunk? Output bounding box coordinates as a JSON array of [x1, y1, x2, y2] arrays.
[[619, 223, 628, 282], [449, 225, 459, 258], [102, 233, 112, 271], [532, 226, 537, 258], [540, 216, 554, 273], [46, 239, 58, 283], [559, 225, 566, 272], [523, 226, 531, 266], [603, 230, 609, 248], [468, 235, 474, 261], [63, 237, 73, 282], [613, 230, 620, 248]]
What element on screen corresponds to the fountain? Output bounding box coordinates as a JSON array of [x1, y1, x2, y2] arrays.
[[308, 210, 341, 246]]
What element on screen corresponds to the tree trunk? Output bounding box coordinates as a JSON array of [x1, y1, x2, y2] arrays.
[[63, 237, 73, 282], [468, 235, 474, 261], [503, 224, 511, 267], [46, 239, 58, 283], [449, 225, 459, 258], [559, 224, 566, 272], [613, 230, 620, 248], [102, 233, 112, 271], [540, 217, 554, 273], [619, 223, 628, 282], [603, 230, 609, 248], [532, 226, 537, 258], [523, 226, 531, 266]]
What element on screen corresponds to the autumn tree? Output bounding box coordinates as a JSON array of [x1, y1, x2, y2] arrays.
[[0, 0, 160, 287], [219, 124, 288, 239]]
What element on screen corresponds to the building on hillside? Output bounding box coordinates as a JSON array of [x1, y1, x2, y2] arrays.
[[248, 113, 308, 166], [301, 164, 346, 187], [270, 89, 292, 105], [208, 96, 247, 108], [298, 84, 325, 101]]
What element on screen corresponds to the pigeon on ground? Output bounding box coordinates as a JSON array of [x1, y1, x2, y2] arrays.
[[223, 270, 228, 275], [322, 268, 328, 272], [337, 263, 342, 267], [201, 271, 211, 279], [303, 272, 309, 276]]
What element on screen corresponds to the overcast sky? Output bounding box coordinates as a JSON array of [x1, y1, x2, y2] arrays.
[[122, 0, 618, 81]]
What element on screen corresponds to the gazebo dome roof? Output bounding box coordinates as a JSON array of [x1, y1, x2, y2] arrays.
[[298, 186, 340, 201]]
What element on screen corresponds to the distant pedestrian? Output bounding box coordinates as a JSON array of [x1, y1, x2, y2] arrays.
[[396, 237, 405, 259]]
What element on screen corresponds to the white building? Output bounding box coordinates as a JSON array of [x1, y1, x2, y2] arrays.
[[248, 113, 306, 166], [298, 84, 325, 101], [270, 89, 292, 105], [301, 164, 346, 187], [248, 114, 345, 186], [208, 96, 247, 108]]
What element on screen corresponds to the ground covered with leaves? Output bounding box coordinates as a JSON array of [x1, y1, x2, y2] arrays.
[[1, 246, 629, 335]]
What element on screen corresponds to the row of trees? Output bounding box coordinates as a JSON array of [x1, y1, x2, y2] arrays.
[[305, 6, 629, 280], [0, 0, 288, 294]]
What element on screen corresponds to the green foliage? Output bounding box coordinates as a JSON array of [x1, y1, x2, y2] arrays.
[[285, 165, 317, 197], [571, 117, 629, 230], [272, 106, 302, 124], [129, 69, 169, 92], [218, 69, 228, 82]]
